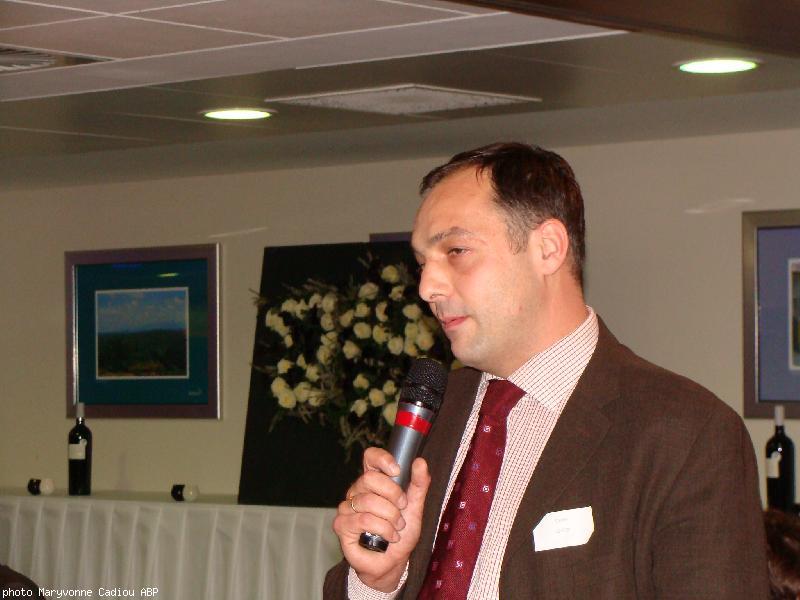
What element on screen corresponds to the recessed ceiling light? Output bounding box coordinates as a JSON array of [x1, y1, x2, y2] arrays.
[[677, 58, 759, 74], [202, 108, 273, 120]]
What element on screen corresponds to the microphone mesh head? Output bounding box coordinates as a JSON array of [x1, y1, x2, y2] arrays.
[[401, 358, 448, 411]]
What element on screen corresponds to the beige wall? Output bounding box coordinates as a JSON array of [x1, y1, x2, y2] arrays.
[[1, 128, 799, 500]]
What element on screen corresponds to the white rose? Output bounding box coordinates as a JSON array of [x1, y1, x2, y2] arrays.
[[339, 309, 354, 328], [375, 301, 388, 323], [293, 382, 311, 403], [404, 339, 418, 357], [283, 335, 294, 348], [389, 285, 405, 301], [308, 293, 322, 309], [276, 388, 297, 409], [316, 345, 332, 365], [353, 322, 371, 339], [270, 376, 289, 396], [267, 313, 289, 336], [402, 304, 422, 320], [305, 364, 320, 382], [382, 380, 397, 396], [422, 315, 439, 331], [297, 354, 307, 369], [368, 388, 386, 407], [388, 336, 404, 355], [404, 322, 419, 339], [265, 310, 278, 328], [353, 373, 370, 390], [355, 303, 370, 318], [343, 340, 361, 359], [321, 331, 338, 347], [308, 388, 325, 407], [351, 399, 369, 417], [358, 282, 379, 300], [294, 299, 309, 318], [382, 402, 398, 425], [381, 265, 400, 283], [280, 299, 298, 314], [372, 325, 388, 344], [277, 358, 293, 374], [321, 292, 337, 313], [320, 313, 335, 332], [416, 330, 434, 351]]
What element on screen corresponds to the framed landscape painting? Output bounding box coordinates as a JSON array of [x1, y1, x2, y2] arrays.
[[65, 244, 220, 418], [743, 210, 800, 418]]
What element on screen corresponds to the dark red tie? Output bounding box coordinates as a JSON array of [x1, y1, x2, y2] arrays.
[[418, 379, 525, 599]]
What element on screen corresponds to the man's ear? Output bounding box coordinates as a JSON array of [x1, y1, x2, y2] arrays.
[[530, 219, 570, 276]]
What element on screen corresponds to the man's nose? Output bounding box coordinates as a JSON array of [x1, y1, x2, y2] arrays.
[[418, 261, 449, 304]]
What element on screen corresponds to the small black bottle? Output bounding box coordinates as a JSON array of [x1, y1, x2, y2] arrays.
[[766, 404, 795, 511], [68, 402, 92, 495]]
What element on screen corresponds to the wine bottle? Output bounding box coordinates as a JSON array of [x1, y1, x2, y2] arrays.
[[766, 404, 795, 511], [68, 402, 92, 495]]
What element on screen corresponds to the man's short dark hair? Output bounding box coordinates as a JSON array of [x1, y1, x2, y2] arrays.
[[420, 142, 586, 284]]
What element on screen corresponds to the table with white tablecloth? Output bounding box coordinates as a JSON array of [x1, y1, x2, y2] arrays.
[[0, 492, 342, 600]]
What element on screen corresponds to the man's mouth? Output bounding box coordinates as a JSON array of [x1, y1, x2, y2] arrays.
[[440, 316, 467, 331]]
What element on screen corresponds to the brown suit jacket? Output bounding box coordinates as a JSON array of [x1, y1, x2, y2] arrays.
[[325, 320, 769, 598]]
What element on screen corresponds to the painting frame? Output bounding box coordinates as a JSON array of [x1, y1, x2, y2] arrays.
[[743, 210, 800, 418], [65, 244, 220, 419]]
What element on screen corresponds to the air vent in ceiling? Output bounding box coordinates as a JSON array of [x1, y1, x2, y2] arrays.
[[0, 47, 101, 73], [265, 84, 541, 115]]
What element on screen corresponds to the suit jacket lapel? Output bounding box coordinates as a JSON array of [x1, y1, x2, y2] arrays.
[[502, 320, 620, 565], [405, 367, 482, 595]]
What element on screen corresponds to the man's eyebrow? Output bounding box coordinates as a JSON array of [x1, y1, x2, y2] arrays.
[[427, 226, 476, 245], [411, 226, 477, 257]]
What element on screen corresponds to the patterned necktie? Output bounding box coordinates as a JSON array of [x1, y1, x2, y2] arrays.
[[418, 379, 525, 599]]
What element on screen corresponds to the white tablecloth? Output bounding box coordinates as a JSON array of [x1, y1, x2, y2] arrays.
[[0, 493, 342, 600]]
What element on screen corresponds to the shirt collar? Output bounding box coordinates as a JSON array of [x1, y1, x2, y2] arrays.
[[481, 306, 599, 410]]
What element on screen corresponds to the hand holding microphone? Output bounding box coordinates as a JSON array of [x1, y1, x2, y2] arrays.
[[332, 358, 448, 591], [358, 358, 448, 551]]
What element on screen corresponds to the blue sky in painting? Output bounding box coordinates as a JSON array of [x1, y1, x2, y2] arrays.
[[96, 288, 187, 334]]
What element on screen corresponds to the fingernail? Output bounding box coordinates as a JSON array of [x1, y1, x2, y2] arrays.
[[397, 517, 406, 530], [399, 494, 408, 508], [391, 462, 401, 475]]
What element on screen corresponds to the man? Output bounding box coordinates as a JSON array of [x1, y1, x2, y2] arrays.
[[324, 142, 768, 598]]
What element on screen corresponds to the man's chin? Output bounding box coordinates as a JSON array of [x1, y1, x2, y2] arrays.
[[450, 346, 481, 371]]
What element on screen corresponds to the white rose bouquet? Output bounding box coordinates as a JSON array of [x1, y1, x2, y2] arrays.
[[254, 255, 451, 456]]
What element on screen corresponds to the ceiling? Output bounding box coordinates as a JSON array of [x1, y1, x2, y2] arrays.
[[1, 0, 800, 187]]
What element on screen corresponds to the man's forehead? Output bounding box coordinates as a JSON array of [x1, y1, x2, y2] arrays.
[[421, 226, 476, 245]]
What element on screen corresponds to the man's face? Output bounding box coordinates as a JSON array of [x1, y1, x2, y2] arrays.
[[411, 167, 544, 377]]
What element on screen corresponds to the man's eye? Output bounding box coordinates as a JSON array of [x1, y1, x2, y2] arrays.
[[448, 247, 467, 256]]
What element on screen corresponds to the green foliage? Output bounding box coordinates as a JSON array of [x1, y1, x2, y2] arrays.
[[97, 329, 187, 377]]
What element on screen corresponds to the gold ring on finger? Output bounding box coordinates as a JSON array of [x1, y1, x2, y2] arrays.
[[349, 494, 359, 513]]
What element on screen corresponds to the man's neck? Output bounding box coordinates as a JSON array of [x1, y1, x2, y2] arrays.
[[493, 287, 588, 378]]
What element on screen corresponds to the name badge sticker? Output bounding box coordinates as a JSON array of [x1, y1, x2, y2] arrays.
[[533, 506, 594, 552]]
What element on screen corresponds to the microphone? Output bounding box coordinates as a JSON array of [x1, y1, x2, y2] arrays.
[[359, 357, 448, 552]]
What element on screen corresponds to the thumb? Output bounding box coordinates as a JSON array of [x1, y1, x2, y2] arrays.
[[404, 457, 431, 519]]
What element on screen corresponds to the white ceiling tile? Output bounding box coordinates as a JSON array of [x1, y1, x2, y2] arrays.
[[0, 0, 97, 28], [20, 0, 217, 13], [0, 15, 271, 59], [134, 0, 465, 38]]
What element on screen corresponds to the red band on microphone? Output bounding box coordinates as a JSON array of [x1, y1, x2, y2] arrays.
[[395, 410, 432, 435]]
